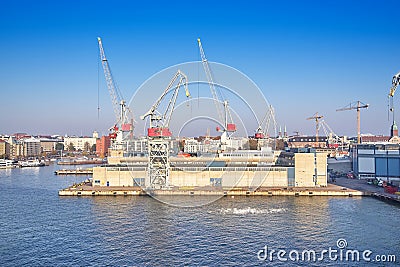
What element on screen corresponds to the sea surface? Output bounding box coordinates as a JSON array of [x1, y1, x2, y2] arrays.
[[0, 165, 399, 266]]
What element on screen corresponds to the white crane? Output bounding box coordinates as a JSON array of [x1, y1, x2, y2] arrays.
[[255, 105, 277, 139], [141, 69, 190, 137], [197, 38, 236, 136], [319, 119, 348, 151], [140, 70, 190, 189], [97, 37, 134, 144]]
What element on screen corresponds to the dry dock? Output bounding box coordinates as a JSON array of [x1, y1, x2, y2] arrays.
[[58, 182, 363, 197]]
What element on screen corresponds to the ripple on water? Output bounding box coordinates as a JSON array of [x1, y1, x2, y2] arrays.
[[1, 168, 400, 266]]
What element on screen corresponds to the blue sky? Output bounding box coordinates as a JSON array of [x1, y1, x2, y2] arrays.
[[1, 0, 399, 137]]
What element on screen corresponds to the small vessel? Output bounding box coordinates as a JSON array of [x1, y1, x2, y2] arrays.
[[57, 157, 105, 165], [19, 159, 45, 168], [0, 159, 15, 169]]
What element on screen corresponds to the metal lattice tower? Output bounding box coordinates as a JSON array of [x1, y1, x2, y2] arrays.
[[147, 138, 170, 189]]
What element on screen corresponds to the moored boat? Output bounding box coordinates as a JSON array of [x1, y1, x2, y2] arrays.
[[0, 159, 15, 169], [19, 159, 45, 167]]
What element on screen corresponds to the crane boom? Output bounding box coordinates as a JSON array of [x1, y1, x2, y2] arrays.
[[197, 38, 236, 133], [389, 71, 400, 97], [141, 70, 190, 137], [197, 38, 224, 125], [97, 37, 124, 123], [97, 37, 134, 144], [388, 71, 400, 123], [336, 101, 368, 144]]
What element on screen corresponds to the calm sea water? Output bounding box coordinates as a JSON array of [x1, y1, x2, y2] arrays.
[[0, 165, 399, 266]]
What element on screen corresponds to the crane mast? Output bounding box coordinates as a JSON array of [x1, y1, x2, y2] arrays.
[[97, 37, 134, 147], [306, 112, 324, 147]]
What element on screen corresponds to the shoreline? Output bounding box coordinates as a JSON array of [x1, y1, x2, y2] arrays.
[[57, 176, 400, 205], [332, 176, 400, 205]]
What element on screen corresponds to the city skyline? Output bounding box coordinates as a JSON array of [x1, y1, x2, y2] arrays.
[[1, 0, 400, 137]]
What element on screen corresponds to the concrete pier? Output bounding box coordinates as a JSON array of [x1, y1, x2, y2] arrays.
[[58, 182, 363, 197]]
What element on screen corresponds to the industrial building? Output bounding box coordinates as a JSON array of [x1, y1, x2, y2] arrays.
[[92, 152, 327, 188], [352, 143, 400, 182]]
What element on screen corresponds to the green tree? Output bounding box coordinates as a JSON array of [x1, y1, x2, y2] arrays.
[[249, 139, 258, 150], [68, 142, 76, 151], [91, 144, 96, 153], [55, 143, 64, 151], [83, 142, 91, 152]]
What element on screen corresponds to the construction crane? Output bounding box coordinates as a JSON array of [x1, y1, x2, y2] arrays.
[[388, 71, 400, 121], [197, 38, 236, 144], [306, 112, 324, 147], [319, 119, 348, 151], [97, 37, 134, 145], [140, 70, 190, 189], [336, 101, 369, 144], [255, 105, 276, 139]]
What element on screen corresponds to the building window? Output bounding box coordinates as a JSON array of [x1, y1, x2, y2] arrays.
[[210, 178, 222, 186]]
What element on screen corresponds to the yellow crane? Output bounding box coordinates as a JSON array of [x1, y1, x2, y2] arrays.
[[306, 112, 323, 147], [388, 71, 400, 122], [336, 101, 369, 144]]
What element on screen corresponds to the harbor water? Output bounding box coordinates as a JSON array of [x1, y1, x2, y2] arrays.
[[0, 165, 399, 266]]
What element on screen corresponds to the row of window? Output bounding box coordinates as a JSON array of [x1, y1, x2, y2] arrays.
[[170, 167, 288, 172], [98, 176, 294, 187], [104, 166, 288, 172]]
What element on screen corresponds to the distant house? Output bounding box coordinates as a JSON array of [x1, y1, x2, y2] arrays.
[[287, 136, 328, 148], [0, 139, 10, 158], [360, 135, 390, 144], [96, 136, 111, 158]]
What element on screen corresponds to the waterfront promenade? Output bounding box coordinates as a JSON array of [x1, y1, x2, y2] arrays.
[[332, 177, 400, 204]]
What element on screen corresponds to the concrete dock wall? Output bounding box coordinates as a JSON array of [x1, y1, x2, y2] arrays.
[[92, 166, 292, 188]]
